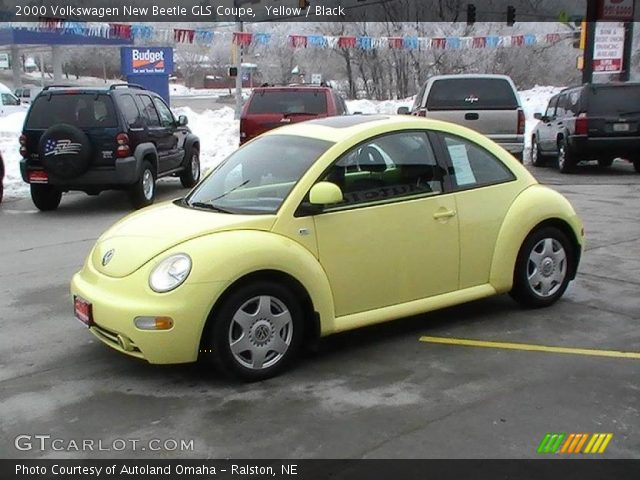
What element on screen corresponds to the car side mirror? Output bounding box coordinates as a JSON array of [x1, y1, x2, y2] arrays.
[[533, 112, 542, 120], [309, 182, 343, 206], [397, 106, 410, 115], [178, 115, 188, 126]]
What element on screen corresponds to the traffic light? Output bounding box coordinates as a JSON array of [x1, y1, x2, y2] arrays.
[[466, 4, 476, 25], [506, 5, 516, 26], [228, 67, 238, 78], [298, 0, 310, 8]]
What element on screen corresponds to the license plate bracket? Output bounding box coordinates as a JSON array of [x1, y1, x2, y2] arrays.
[[28, 170, 49, 184], [613, 123, 630, 132], [74, 296, 93, 328]]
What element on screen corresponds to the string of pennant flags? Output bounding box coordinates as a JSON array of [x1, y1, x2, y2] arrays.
[[9, 20, 572, 50]]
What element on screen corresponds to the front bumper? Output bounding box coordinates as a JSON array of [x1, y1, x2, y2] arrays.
[[71, 259, 226, 364], [21, 156, 138, 187]]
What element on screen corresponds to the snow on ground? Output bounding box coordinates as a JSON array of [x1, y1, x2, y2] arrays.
[[0, 86, 560, 201]]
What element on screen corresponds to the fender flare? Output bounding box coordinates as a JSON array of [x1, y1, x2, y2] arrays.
[[182, 134, 200, 166], [179, 230, 336, 337], [489, 184, 583, 294], [133, 143, 158, 176]]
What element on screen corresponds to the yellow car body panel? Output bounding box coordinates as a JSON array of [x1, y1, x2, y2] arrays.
[[71, 116, 584, 365]]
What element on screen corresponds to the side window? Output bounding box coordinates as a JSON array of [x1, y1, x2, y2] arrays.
[[136, 95, 160, 127], [567, 90, 581, 116], [555, 94, 568, 118], [321, 131, 443, 207], [334, 94, 345, 115], [119, 94, 143, 127], [153, 97, 175, 128], [1, 93, 20, 106], [545, 97, 558, 118], [442, 134, 515, 190], [413, 82, 427, 110]]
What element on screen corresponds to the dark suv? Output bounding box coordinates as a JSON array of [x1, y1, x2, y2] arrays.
[[19, 84, 201, 210], [531, 83, 640, 173], [240, 85, 349, 145]]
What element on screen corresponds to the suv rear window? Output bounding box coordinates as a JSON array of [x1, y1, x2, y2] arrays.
[[426, 78, 519, 110], [587, 85, 640, 115], [248, 90, 328, 114], [26, 93, 117, 129]]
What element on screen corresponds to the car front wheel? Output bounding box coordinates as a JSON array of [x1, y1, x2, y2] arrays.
[[206, 281, 304, 381], [510, 227, 574, 308], [531, 137, 546, 167], [30, 184, 62, 211], [557, 139, 576, 174], [633, 158, 640, 173], [180, 147, 200, 188]]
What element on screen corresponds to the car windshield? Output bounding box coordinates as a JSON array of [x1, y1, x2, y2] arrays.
[[25, 93, 117, 129], [186, 135, 333, 214], [248, 90, 328, 115], [426, 78, 519, 110]]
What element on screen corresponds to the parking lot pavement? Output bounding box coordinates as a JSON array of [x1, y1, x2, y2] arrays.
[[1, 160, 639, 459]]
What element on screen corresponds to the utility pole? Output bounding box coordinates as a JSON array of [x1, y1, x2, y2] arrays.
[[234, 19, 243, 120], [619, 21, 634, 82], [581, 0, 597, 84]]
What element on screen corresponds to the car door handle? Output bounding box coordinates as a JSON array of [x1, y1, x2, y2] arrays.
[[433, 209, 457, 220]]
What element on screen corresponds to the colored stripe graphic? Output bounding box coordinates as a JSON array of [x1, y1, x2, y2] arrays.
[[540, 433, 613, 454], [537, 433, 565, 454]]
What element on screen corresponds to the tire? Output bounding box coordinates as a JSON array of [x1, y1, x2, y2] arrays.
[[633, 158, 640, 173], [557, 138, 576, 174], [180, 147, 200, 188], [530, 137, 546, 167], [510, 227, 574, 308], [205, 281, 305, 381], [38, 124, 92, 179], [30, 184, 62, 211], [597, 158, 613, 168], [129, 160, 156, 209]]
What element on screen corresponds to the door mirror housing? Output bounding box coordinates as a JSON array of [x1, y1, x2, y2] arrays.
[[309, 181, 343, 206], [533, 112, 542, 120], [178, 115, 188, 126], [396, 106, 410, 115]]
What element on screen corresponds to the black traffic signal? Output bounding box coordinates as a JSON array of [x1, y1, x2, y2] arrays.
[[506, 5, 516, 26], [228, 67, 238, 77], [467, 4, 476, 25]]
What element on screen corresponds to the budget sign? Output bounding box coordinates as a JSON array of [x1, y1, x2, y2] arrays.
[[121, 47, 173, 75]]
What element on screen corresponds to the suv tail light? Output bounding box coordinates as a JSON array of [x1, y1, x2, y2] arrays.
[[19, 133, 28, 158], [575, 113, 588, 136], [115, 133, 130, 158], [517, 109, 525, 135]]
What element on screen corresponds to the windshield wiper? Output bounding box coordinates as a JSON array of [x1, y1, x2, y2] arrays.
[[189, 201, 231, 213], [210, 180, 250, 202]]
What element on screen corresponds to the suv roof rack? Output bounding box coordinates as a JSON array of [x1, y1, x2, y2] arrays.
[[109, 83, 146, 90], [41, 85, 74, 91]]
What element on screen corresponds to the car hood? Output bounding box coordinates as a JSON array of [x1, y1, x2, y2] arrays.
[[91, 201, 276, 278]]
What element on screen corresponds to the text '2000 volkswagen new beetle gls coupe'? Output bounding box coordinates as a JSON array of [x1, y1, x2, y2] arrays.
[[71, 115, 584, 381]]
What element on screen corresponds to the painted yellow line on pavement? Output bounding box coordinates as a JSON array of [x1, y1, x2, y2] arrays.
[[419, 336, 640, 360]]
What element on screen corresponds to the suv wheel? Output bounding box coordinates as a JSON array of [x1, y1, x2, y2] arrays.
[[597, 158, 613, 168], [633, 158, 640, 173], [129, 161, 156, 209], [531, 137, 549, 167], [31, 184, 62, 211], [180, 147, 200, 188], [557, 139, 576, 174]]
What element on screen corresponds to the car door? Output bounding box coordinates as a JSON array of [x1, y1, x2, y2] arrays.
[[152, 96, 185, 169], [538, 95, 559, 153], [436, 132, 521, 289], [311, 130, 460, 318], [135, 94, 176, 173]]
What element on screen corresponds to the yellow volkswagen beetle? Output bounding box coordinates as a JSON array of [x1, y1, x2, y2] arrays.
[[71, 115, 584, 381]]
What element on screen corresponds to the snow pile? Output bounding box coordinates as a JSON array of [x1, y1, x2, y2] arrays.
[[0, 87, 561, 201]]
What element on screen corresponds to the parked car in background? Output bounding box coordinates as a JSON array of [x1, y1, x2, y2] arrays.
[[240, 85, 349, 145], [531, 83, 640, 173], [19, 84, 201, 210], [401, 74, 525, 162], [0, 82, 27, 117], [0, 151, 4, 203], [14, 86, 43, 104]]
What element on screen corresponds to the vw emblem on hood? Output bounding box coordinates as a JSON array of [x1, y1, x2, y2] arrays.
[[102, 249, 115, 266]]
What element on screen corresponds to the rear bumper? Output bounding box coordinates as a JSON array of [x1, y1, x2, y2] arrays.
[[20, 156, 138, 187], [488, 136, 524, 154], [569, 135, 640, 159]]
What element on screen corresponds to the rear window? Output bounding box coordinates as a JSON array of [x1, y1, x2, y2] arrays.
[[247, 90, 328, 115], [426, 78, 519, 110], [587, 86, 640, 115], [26, 93, 117, 129]]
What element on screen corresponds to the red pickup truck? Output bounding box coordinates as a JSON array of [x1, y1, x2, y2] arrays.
[[240, 85, 349, 145]]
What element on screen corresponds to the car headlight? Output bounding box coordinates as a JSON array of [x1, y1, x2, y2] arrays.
[[149, 254, 192, 293]]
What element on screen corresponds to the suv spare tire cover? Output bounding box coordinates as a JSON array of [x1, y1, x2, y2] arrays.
[[38, 124, 92, 179]]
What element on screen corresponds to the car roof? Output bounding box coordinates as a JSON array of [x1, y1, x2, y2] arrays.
[[252, 85, 332, 93], [427, 74, 515, 81]]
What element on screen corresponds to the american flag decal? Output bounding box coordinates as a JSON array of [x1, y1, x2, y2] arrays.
[[44, 139, 82, 157]]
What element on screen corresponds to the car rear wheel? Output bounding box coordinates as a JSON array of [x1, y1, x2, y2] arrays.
[[30, 184, 62, 211], [180, 147, 200, 188], [557, 139, 576, 174], [510, 227, 574, 308], [633, 158, 640, 173], [129, 160, 156, 209], [206, 281, 304, 381]]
